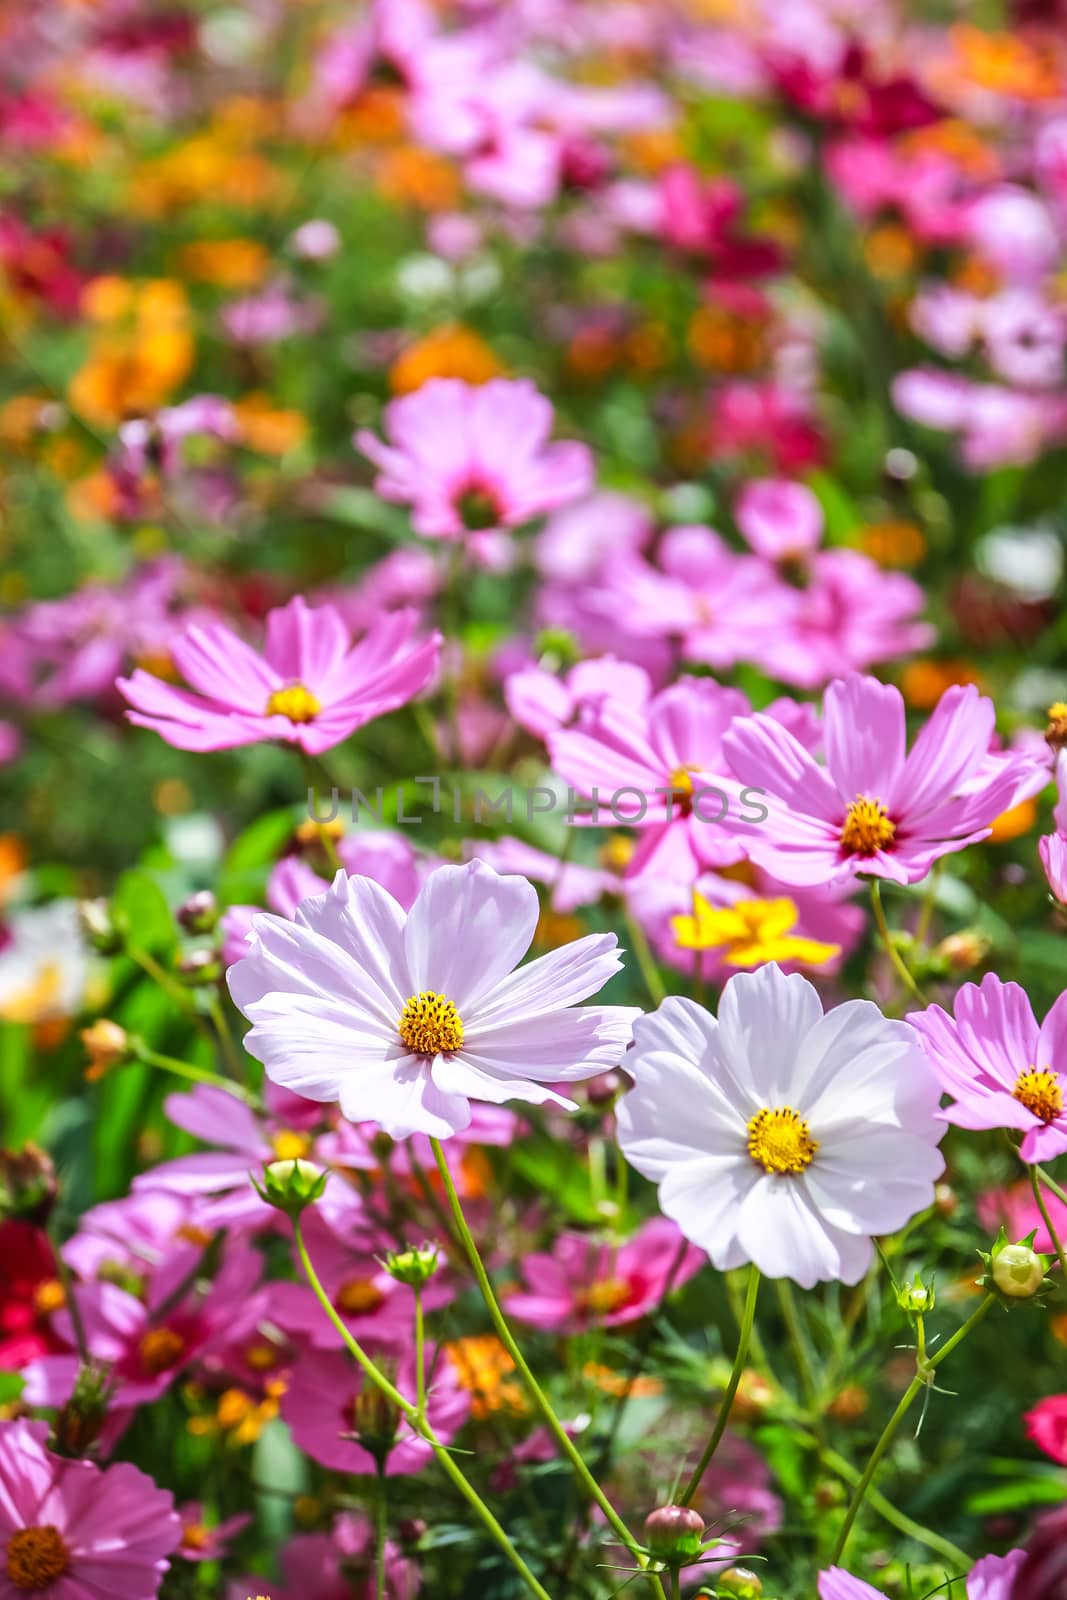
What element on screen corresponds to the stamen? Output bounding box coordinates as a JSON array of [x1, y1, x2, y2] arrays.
[[398, 991, 465, 1055], [265, 683, 321, 723], [746, 1106, 819, 1175], [1013, 1067, 1063, 1124], [840, 795, 896, 856]]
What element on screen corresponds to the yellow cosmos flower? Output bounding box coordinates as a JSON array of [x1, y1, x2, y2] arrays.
[[672, 893, 840, 969]]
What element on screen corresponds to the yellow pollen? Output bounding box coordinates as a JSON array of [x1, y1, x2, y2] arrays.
[[244, 1340, 283, 1372], [271, 1129, 310, 1162], [840, 795, 896, 856], [747, 1106, 819, 1175], [398, 991, 464, 1055], [181, 1523, 210, 1550], [335, 1277, 386, 1316], [138, 1325, 186, 1375], [1014, 1068, 1063, 1124], [578, 1278, 632, 1315], [668, 765, 697, 797], [32, 1279, 65, 1316], [5, 1526, 70, 1591], [1046, 702, 1067, 750], [265, 683, 321, 723]]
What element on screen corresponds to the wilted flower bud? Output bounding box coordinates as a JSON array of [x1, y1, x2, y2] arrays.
[[383, 1244, 439, 1288], [897, 1273, 935, 1315], [718, 1568, 763, 1599], [992, 1241, 1047, 1299], [0, 1143, 58, 1224], [177, 890, 219, 934], [252, 1159, 329, 1217], [348, 1382, 400, 1468], [644, 1505, 706, 1563], [934, 930, 990, 973], [51, 1362, 112, 1457], [77, 898, 125, 954], [81, 1020, 133, 1080], [176, 948, 223, 986]]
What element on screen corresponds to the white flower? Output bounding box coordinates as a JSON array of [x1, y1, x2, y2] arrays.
[[615, 964, 945, 1288]]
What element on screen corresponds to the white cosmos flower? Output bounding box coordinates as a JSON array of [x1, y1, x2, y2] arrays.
[[615, 964, 945, 1288], [228, 859, 640, 1140]]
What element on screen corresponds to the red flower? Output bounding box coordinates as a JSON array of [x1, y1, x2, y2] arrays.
[[1024, 1395, 1067, 1467], [0, 1220, 66, 1369]]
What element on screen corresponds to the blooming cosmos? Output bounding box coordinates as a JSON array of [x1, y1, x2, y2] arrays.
[[228, 860, 640, 1139], [818, 1553, 1025, 1600], [723, 673, 1041, 886], [118, 595, 440, 753], [355, 377, 594, 540], [908, 975, 1067, 1164], [0, 1418, 180, 1599], [615, 965, 944, 1287], [1025, 1394, 1067, 1465], [502, 1217, 704, 1332]]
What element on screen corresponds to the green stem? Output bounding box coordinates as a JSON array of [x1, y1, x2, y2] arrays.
[[829, 1295, 995, 1563], [136, 1046, 259, 1105], [375, 1464, 388, 1600], [415, 1285, 427, 1419], [776, 1279, 820, 1413], [206, 993, 245, 1080], [127, 946, 200, 1015], [816, 1441, 972, 1571], [1031, 1165, 1067, 1282], [1034, 1164, 1067, 1211], [623, 903, 667, 1008], [869, 881, 925, 1006], [293, 1217, 554, 1600], [671, 1570, 682, 1600], [682, 1269, 760, 1504], [428, 1138, 666, 1600]]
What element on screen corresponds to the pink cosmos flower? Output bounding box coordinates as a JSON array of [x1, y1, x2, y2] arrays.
[[465, 837, 625, 914], [230, 1514, 419, 1600], [282, 1342, 468, 1475], [616, 965, 945, 1288], [228, 860, 639, 1140], [819, 1553, 1024, 1600], [505, 656, 651, 740], [62, 1190, 207, 1280], [723, 674, 1035, 887], [503, 1217, 704, 1331], [0, 1419, 180, 1600], [734, 478, 824, 563], [176, 1502, 251, 1563], [1025, 1395, 1067, 1466], [907, 974, 1067, 1164], [1040, 831, 1067, 903], [978, 1178, 1067, 1258], [892, 369, 1067, 470], [118, 595, 440, 753], [355, 378, 594, 541]]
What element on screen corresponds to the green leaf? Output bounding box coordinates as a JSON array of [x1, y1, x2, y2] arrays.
[[112, 869, 176, 957]]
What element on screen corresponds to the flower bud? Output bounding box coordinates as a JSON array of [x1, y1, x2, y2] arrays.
[[347, 1383, 400, 1468], [397, 1518, 427, 1547], [77, 898, 125, 955], [81, 1020, 133, 1080], [718, 1568, 764, 1599], [533, 627, 580, 669], [0, 1143, 58, 1224], [51, 1362, 112, 1457], [897, 1273, 935, 1315], [383, 1244, 439, 1288], [992, 1241, 1047, 1299], [643, 1505, 705, 1563], [177, 890, 218, 934], [252, 1159, 329, 1217], [934, 930, 990, 973], [176, 948, 223, 986]]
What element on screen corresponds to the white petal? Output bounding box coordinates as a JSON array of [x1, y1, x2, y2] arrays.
[[402, 860, 538, 1011], [716, 964, 824, 1106]]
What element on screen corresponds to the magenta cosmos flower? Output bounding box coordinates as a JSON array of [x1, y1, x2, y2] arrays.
[[908, 974, 1067, 1164], [1025, 1394, 1067, 1466], [616, 965, 944, 1288], [228, 859, 639, 1139], [723, 673, 1037, 887], [503, 1216, 704, 1332], [819, 1553, 1024, 1600], [0, 1418, 180, 1599], [118, 595, 440, 753], [355, 377, 594, 540]]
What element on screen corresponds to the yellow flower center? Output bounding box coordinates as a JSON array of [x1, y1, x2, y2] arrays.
[[244, 1339, 284, 1372], [32, 1279, 65, 1316], [840, 795, 896, 856], [335, 1277, 386, 1316], [668, 765, 697, 797], [5, 1526, 70, 1591], [1014, 1067, 1063, 1124], [578, 1278, 632, 1315], [398, 991, 464, 1055], [138, 1325, 186, 1375], [265, 683, 321, 723], [747, 1106, 819, 1175], [1046, 701, 1067, 751], [271, 1129, 311, 1162], [181, 1523, 211, 1551]]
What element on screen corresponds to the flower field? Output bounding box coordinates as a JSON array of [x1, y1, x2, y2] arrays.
[[2, 2, 1067, 1597]]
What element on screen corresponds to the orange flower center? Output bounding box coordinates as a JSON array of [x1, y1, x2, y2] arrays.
[[1014, 1068, 1063, 1124], [5, 1526, 70, 1591], [840, 795, 896, 856], [578, 1278, 632, 1315], [138, 1325, 186, 1375], [335, 1278, 386, 1316]]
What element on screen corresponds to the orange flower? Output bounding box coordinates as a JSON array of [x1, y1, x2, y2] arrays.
[[858, 520, 926, 568], [375, 147, 461, 210], [175, 239, 269, 288], [988, 799, 1038, 845], [233, 394, 308, 454], [389, 326, 505, 395], [582, 1362, 664, 1398], [445, 1336, 526, 1418], [688, 306, 767, 373], [946, 25, 1060, 102], [900, 659, 984, 710], [69, 279, 193, 425], [863, 223, 921, 281]]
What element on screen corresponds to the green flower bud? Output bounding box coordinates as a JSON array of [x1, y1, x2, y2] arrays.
[[644, 1505, 705, 1563], [252, 1159, 329, 1217], [992, 1241, 1047, 1299], [383, 1244, 439, 1288], [77, 898, 125, 955], [897, 1272, 935, 1315], [717, 1568, 764, 1598]]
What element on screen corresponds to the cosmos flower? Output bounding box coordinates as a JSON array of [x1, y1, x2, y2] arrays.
[[228, 860, 639, 1139], [0, 1418, 180, 1600], [118, 595, 440, 753], [502, 1217, 704, 1332], [355, 378, 594, 541], [908, 974, 1067, 1164], [228, 1515, 420, 1600], [723, 673, 1038, 887], [1039, 829, 1067, 903], [1024, 1395, 1067, 1466], [0, 1221, 65, 1370], [616, 965, 944, 1288], [671, 892, 841, 969], [818, 1553, 1024, 1600]]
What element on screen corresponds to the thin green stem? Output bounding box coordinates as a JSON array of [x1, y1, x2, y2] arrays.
[[127, 946, 200, 1015], [206, 993, 244, 1080], [136, 1046, 259, 1105], [1034, 1164, 1067, 1211], [428, 1138, 666, 1600], [776, 1279, 820, 1412], [415, 1285, 427, 1418], [671, 1570, 682, 1600], [869, 881, 925, 1005], [814, 1440, 972, 1571], [623, 903, 666, 1008], [1031, 1165, 1067, 1282], [682, 1268, 760, 1503], [375, 1464, 387, 1600], [829, 1295, 995, 1563], [292, 1216, 554, 1600]]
